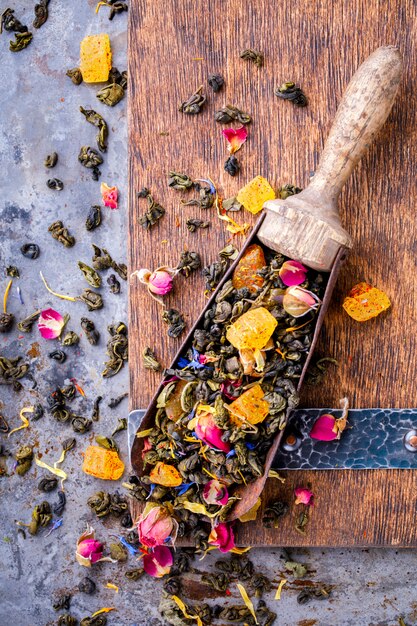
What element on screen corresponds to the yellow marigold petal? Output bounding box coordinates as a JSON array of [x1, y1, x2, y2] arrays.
[[238, 498, 262, 523], [171, 596, 203, 626], [150, 462, 182, 487], [275, 579, 287, 600], [236, 583, 258, 624], [82, 445, 124, 480], [8, 406, 33, 437]]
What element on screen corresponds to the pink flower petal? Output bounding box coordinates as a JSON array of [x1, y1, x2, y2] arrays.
[[143, 546, 173, 578], [208, 522, 235, 553], [294, 487, 314, 506], [100, 182, 118, 209], [194, 413, 231, 453], [138, 505, 178, 548], [279, 260, 307, 287], [203, 479, 229, 506], [148, 270, 173, 295], [310, 414, 338, 441], [77, 538, 104, 564], [222, 126, 248, 154], [283, 286, 321, 318], [38, 308, 65, 339]]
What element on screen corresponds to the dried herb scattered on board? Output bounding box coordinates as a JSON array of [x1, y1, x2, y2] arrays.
[[215, 104, 252, 124], [240, 48, 264, 67], [49, 221, 76, 247], [78, 146, 103, 180], [275, 81, 308, 107], [86, 205, 102, 231], [208, 73, 224, 92], [33, 0, 50, 29], [179, 85, 206, 114], [44, 152, 58, 168], [80, 106, 108, 153], [102, 321, 128, 378], [138, 188, 165, 229]]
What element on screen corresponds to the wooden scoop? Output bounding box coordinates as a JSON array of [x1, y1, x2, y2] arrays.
[[130, 46, 402, 524]]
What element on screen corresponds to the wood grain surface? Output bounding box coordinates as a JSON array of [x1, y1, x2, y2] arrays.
[[128, 0, 417, 546]]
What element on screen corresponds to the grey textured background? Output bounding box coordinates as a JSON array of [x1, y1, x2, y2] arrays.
[[1, 2, 417, 626]]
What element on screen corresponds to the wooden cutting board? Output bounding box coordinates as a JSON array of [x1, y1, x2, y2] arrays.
[[128, 0, 417, 546]]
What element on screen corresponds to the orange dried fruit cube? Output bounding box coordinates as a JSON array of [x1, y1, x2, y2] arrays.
[[236, 175, 276, 215], [150, 462, 182, 487], [226, 306, 277, 351], [80, 34, 112, 83], [228, 384, 269, 425], [82, 445, 124, 480], [342, 282, 391, 322], [232, 244, 266, 293]]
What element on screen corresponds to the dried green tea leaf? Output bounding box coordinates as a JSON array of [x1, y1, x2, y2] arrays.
[[143, 347, 161, 371], [9, 31, 33, 52], [208, 73, 224, 92], [168, 171, 194, 190], [179, 85, 206, 114], [240, 48, 264, 67], [186, 218, 210, 232], [86, 205, 102, 231], [215, 104, 251, 124], [275, 81, 307, 107], [49, 221, 75, 247], [96, 82, 124, 106], [47, 178, 64, 190], [44, 152, 58, 168], [284, 560, 308, 578], [1, 8, 27, 33], [33, 0, 50, 29], [66, 67, 83, 85], [80, 106, 108, 153], [162, 308, 186, 338], [78, 262, 101, 288]]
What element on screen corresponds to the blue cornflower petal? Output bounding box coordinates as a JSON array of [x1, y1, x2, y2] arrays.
[[118, 536, 139, 555], [226, 449, 236, 458], [175, 482, 195, 496]]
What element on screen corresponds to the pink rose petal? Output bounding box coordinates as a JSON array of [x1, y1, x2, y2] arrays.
[[310, 414, 338, 441], [283, 286, 321, 318], [279, 260, 307, 287], [222, 126, 248, 154], [294, 487, 314, 506], [77, 538, 104, 564], [38, 308, 65, 340], [203, 479, 229, 506], [208, 522, 235, 553], [194, 413, 231, 453], [148, 270, 173, 295], [143, 545, 173, 578], [138, 505, 178, 548], [101, 182, 118, 209]]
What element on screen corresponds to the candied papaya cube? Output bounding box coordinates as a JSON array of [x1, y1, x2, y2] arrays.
[[236, 175, 276, 215], [232, 244, 266, 293], [82, 445, 124, 480], [228, 384, 269, 425], [226, 306, 277, 351], [80, 34, 112, 83], [342, 282, 391, 322]]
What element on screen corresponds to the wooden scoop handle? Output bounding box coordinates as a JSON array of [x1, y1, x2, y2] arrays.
[[307, 45, 402, 202], [260, 46, 402, 271]]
